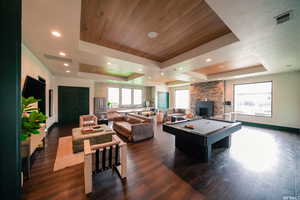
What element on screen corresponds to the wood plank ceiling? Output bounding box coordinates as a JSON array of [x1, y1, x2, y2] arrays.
[[80, 0, 232, 63], [193, 56, 264, 75]]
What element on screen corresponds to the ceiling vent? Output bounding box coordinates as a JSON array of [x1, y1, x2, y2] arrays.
[[44, 54, 72, 63], [275, 10, 293, 25]]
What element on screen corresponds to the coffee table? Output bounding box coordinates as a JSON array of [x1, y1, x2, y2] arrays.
[[72, 125, 115, 153]]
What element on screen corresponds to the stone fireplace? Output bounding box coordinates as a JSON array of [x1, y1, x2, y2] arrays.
[[190, 80, 225, 116]]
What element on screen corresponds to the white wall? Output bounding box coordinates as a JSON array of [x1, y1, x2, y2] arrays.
[[54, 76, 95, 115], [225, 71, 300, 128], [21, 44, 57, 128]]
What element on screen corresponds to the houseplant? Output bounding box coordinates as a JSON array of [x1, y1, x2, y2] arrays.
[[21, 97, 47, 156], [107, 101, 112, 108]]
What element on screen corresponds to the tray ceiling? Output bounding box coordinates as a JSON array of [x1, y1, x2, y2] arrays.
[[80, 0, 232, 63], [79, 63, 144, 80]]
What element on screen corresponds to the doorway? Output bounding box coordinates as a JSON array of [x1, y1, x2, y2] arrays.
[[58, 86, 89, 126], [158, 92, 169, 110]]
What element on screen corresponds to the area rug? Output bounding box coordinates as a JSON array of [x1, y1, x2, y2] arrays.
[[53, 136, 84, 172]]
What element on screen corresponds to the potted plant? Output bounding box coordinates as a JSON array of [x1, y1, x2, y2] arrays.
[[107, 101, 112, 108], [21, 97, 47, 158]]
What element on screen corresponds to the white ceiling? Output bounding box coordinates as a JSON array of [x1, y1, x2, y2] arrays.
[[22, 0, 300, 86]]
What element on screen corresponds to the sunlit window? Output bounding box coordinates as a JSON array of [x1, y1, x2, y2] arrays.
[[133, 89, 142, 105], [108, 87, 119, 107], [122, 88, 132, 105], [234, 82, 272, 117], [175, 89, 189, 109]]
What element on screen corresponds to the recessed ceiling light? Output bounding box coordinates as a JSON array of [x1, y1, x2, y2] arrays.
[[107, 62, 112, 65], [59, 52, 66, 56], [51, 31, 61, 37], [160, 72, 164, 76], [147, 32, 158, 39], [66, 70, 70, 73], [179, 67, 183, 71], [138, 68, 143, 72], [64, 63, 69, 67], [206, 58, 212, 62]]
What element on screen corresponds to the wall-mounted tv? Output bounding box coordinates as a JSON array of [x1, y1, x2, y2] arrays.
[[22, 76, 45, 99]]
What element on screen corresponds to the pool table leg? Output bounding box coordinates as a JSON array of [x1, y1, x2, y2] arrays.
[[219, 135, 231, 148], [203, 145, 212, 162]]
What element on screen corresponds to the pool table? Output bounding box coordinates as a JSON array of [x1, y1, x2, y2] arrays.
[[163, 118, 242, 162]]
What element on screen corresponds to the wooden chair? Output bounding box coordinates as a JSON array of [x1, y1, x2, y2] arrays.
[[84, 135, 127, 194], [156, 110, 165, 123], [80, 115, 98, 127]]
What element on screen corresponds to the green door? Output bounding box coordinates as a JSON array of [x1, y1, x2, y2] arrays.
[[158, 92, 169, 110], [58, 86, 89, 125]]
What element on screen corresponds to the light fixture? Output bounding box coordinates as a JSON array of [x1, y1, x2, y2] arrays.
[[147, 32, 158, 38], [160, 72, 164, 76], [66, 70, 70, 73], [64, 63, 69, 67], [138, 68, 143, 72], [59, 52, 66, 56], [107, 62, 112, 65], [51, 31, 61, 37], [179, 67, 183, 71], [206, 58, 212, 62]]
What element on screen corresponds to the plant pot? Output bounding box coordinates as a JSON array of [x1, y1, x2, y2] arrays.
[[20, 138, 30, 159]]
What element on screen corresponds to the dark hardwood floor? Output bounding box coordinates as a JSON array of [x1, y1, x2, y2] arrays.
[[22, 124, 300, 200]]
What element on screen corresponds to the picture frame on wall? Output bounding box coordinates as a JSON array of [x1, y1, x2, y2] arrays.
[[49, 89, 53, 117]]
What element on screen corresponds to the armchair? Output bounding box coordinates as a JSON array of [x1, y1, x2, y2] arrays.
[[84, 135, 127, 194], [80, 115, 98, 127]]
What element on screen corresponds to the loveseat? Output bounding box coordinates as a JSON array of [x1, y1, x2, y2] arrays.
[[113, 115, 154, 142]]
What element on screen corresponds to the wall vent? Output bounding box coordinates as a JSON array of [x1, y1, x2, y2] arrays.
[[275, 10, 293, 25]]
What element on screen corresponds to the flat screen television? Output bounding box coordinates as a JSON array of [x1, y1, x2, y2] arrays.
[[22, 76, 45, 99]]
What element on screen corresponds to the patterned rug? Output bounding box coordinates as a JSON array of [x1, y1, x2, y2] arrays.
[[53, 136, 84, 172]]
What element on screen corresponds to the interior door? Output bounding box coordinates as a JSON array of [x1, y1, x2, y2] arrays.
[[78, 87, 90, 116], [58, 86, 89, 125], [158, 92, 169, 110]]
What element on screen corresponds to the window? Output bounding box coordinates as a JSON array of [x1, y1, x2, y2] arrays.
[[108, 87, 119, 107], [133, 89, 142, 105], [175, 89, 189, 109], [122, 88, 132, 105], [234, 82, 272, 117]]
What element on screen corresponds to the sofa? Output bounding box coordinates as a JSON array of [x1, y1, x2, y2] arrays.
[[113, 115, 154, 142], [167, 109, 186, 121]]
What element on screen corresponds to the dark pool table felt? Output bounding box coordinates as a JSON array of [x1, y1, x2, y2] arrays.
[[170, 119, 232, 136]]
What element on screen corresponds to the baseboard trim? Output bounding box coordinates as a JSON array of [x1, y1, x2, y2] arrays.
[[238, 121, 300, 133]]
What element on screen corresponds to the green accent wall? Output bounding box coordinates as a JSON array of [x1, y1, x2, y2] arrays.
[[0, 0, 21, 198]]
